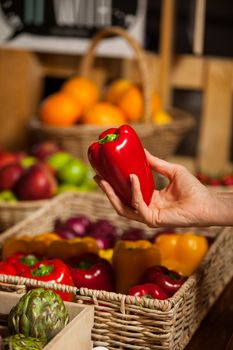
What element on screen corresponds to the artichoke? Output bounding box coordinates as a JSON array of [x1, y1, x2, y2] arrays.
[[8, 288, 69, 343], [3, 334, 44, 350]]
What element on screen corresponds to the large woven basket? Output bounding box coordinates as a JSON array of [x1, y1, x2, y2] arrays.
[[0, 199, 49, 232], [0, 192, 232, 350], [30, 26, 195, 162]]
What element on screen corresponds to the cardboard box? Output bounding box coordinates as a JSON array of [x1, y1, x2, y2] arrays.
[[0, 291, 94, 350]]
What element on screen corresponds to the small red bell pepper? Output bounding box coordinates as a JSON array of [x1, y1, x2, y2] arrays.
[[0, 261, 16, 276], [22, 259, 74, 301], [128, 283, 168, 300], [68, 253, 114, 292], [88, 125, 154, 207], [5, 252, 39, 275], [141, 265, 186, 297]]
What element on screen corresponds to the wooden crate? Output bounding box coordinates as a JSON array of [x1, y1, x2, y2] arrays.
[[0, 290, 94, 350]]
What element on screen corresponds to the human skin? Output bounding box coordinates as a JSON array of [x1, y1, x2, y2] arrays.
[[94, 150, 233, 228]]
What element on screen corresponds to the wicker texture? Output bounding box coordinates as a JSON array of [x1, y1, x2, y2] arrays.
[[29, 26, 195, 162], [0, 199, 49, 231], [0, 192, 232, 350]]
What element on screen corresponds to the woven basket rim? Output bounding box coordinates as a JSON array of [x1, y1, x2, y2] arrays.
[[0, 198, 50, 208], [0, 273, 193, 312], [29, 107, 195, 135]]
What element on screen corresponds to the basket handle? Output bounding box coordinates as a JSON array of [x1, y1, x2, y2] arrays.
[[79, 26, 152, 124]]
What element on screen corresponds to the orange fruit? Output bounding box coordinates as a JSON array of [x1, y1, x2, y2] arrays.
[[83, 102, 126, 126], [40, 92, 82, 127], [153, 110, 173, 125], [152, 90, 161, 115], [106, 79, 133, 104], [117, 85, 143, 122], [62, 76, 99, 111]]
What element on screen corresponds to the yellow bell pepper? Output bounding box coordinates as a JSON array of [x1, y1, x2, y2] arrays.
[[155, 233, 209, 276], [28, 232, 61, 256], [99, 249, 113, 263], [2, 236, 31, 259], [112, 240, 160, 294], [2, 234, 98, 260], [46, 236, 99, 260]]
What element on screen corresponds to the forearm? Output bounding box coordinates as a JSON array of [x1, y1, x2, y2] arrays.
[[207, 192, 233, 226]]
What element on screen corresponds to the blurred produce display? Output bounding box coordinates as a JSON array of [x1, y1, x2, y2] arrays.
[[39, 76, 173, 127], [196, 171, 233, 187], [1, 213, 210, 299], [0, 141, 97, 202]]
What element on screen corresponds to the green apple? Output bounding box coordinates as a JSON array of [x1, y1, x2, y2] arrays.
[[58, 159, 88, 185], [21, 156, 37, 168], [77, 184, 95, 192], [0, 190, 17, 202], [47, 152, 73, 171], [81, 168, 98, 190], [57, 183, 80, 194]]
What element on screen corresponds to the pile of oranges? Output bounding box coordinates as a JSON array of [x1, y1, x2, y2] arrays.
[[40, 76, 173, 127]]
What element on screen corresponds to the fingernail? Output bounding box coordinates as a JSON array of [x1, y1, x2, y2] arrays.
[[130, 174, 135, 182]]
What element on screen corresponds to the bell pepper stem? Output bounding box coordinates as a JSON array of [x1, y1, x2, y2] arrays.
[[98, 133, 118, 144], [32, 264, 54, 277], [20, 255, 39, 267], [76, 260, 94, 270]]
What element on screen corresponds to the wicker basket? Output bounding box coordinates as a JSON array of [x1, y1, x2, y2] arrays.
[[0, 192, 232, 350], [29, 26, 195, 162], [0, 199, 49, 232]]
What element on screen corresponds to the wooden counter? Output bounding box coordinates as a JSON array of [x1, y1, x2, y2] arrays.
[[185, 277, 233, 350]]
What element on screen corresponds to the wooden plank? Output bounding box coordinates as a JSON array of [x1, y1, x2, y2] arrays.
[[158, 0, 175, 108], [185, 277, 233, 350], [36, 52, 233, 91], [37, 53, 80, 77], [171, 55, 205, 89], [193, 0, 206, 55], [198, 59, 233, 173], [167, 155, 197, 174], [0, 49, 43, 148]]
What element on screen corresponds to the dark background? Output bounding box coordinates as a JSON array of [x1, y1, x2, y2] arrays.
[[16, 0, 230, 162], [145, 0, 233, 58]]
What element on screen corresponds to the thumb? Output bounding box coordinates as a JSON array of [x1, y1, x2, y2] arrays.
[[144, 149, 177, 180]]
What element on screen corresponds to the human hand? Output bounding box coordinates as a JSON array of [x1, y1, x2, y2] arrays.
[[94, 150, 216, 228]]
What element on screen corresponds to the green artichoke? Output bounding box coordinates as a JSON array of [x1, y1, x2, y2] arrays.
[[8, 288, 69, 344], [3, 334, 44, 350]]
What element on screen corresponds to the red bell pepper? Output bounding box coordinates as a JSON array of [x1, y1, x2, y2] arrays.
[[68, 253, 114, 292], [5, 252, 39, 275], [141, 265, 186, 297], [128, 283, 168, 300], [88, 125, 154, 207], [22, 259, 74, 301], [0, 261, 16, 276]]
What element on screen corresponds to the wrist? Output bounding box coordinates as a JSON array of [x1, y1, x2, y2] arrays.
[[206, 191, 233, 226]]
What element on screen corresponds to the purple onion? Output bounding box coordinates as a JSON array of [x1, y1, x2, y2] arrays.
[[55, 226, 77, 240], [121, 228, 146, 241], [65, 216, 91, 237], [54, 216, 91, 239], [87, 219, 117, 249]]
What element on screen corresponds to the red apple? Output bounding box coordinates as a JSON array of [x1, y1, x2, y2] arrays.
[[196, 172, 210, 185], [208, 177, 222, 186], [14, 163, 58, 200], [0, 163, 24, 191], [0, 151, 17, 170], [31, 141, 63, 161], [13, 151, 27, 162], [221, 174, 233, 186]]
